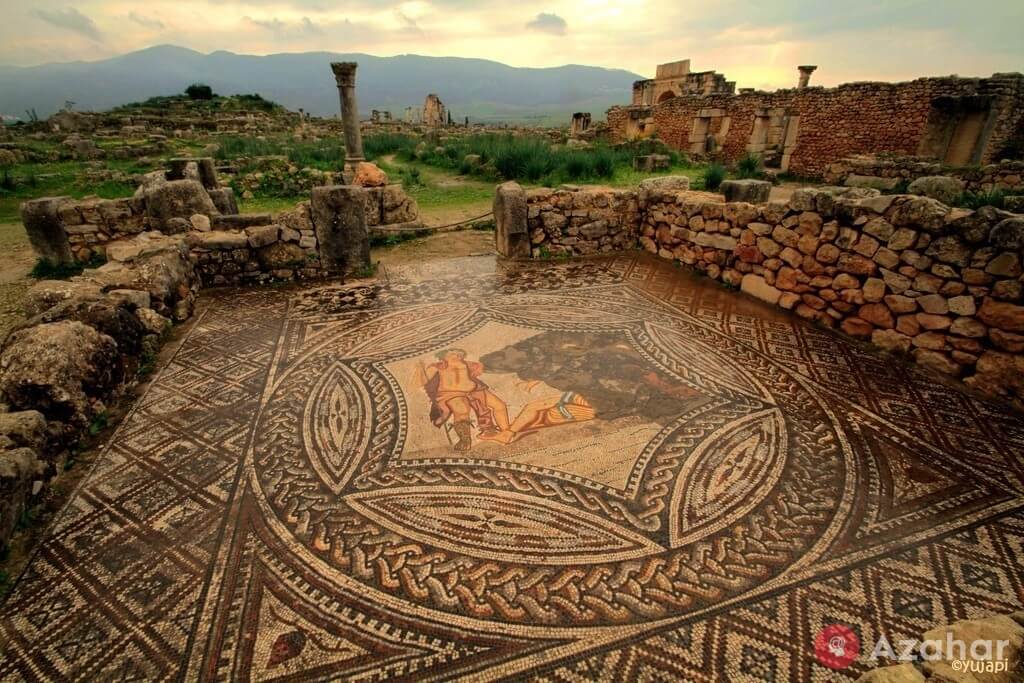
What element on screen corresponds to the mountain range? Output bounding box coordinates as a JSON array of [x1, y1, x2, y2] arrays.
[[0, 45, 643, 125]]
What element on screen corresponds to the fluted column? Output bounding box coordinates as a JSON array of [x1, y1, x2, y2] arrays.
[[330, 62, 364, 178]]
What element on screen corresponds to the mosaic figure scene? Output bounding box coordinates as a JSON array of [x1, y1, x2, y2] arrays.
[[0, 1, 1023, 681]]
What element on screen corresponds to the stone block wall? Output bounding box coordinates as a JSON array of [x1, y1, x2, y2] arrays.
[[606, 73, 1024, 178], [825, 156, 1024, 193], [641, 188, 1024, 406], [525, 187, 641, 256], [513, 182, 1024, 409], [58, 196, 147, 262], [187, 203, 324, 287]]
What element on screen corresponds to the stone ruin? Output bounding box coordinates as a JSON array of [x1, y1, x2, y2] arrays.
[[495, 177, 1024, 412], [0, 62, 432, 548], [570, 112, 591, 137], [423, 94, 447, 128], [608, 59, 1024, 177]]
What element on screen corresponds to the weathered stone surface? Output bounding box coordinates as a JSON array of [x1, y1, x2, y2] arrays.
[[353, 162, 388, 188], [246, 225, 279, 249], [841, 317, 873, 338], [891, 196, 949, 232], [859, 303, 895, 328], [638, 175, 690, 200], [854, 663, 925, 683], [257, 242, 307, 270], [0, 321, 122, 428], [0, 411, 47, 451], [985, 252, 1022, 277], [990, 217, 1024, 250], [873, 329, 912, 353], [740, 274, 781, 305], [190, 214, 212, 232], [136, 308, 170, 336], [914, 349, 960, 376], [310, 186, 371, 275], [20, 197, 74, 266], [0, 447, 44, 548], [921, 614, 1024, 683], [494, 182, 530, 258], [25, 297, 145, 356], [907, 175, 965, 205], [186, 231, 250, 250], [24, 280, 102, 318], [950, 316, 987, 338], [211, 213, 274, 230], [144, 180, 219, 231], [991, 329, 1024, 353], [977, 298, 1024, 333], [925, 235, 970, 266], [206, 188, 239, 216], [720, 179, 771, 204]]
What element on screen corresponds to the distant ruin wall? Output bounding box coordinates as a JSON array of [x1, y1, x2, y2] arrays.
[[825, 156, 1024, 193], [608, 73, 1024, 178], [517, 183, 1024, 409]]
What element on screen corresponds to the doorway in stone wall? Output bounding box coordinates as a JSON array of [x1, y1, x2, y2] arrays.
[[919, 95, 994, 166]]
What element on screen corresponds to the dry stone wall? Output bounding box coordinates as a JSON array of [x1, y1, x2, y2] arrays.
[[526, 187, 641, 256], [515, 182, 1024, 410], [825, 155, 1024, 194], [607, 73, 1024, 178], [644, 189, 1024, 407]]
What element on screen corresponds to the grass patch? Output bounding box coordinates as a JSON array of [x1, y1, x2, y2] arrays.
[[215, 136, 345, 170], [364, 133, 684, 186], [956, 189, 1018, 210]]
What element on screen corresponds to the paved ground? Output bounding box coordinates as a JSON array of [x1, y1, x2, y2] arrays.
[[1, 252, 1023, 681]]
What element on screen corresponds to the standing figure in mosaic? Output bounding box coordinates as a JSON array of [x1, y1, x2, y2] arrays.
[[414, 349, 510, 451]]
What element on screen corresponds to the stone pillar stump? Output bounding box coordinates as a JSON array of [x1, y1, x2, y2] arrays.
[[494, 182, 530, 258], [311, 185, 371, 276]]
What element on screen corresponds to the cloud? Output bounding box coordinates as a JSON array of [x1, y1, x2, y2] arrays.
[[127, 12, 166, 30], [300, 17, 324, 35], [31, 7, 102, 41], [525, 12, 567, 35], [245, 16, 288, 33]]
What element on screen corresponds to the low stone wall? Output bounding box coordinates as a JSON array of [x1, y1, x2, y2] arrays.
[[825, 155, 1024, 194], [526, 187, 640, 256], [1, 169, 382, 549], [498, 179, 1024, 410], [644, 188, 1024, 406], [187, 204, 325, 286]]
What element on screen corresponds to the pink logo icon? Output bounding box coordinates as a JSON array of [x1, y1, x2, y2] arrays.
[[814, 624, 860, 669]]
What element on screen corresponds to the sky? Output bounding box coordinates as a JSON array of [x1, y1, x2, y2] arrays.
[[1, 0, 1022, 87]]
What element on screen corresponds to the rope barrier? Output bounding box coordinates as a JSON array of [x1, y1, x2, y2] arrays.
[[422, 210, 495, 231]]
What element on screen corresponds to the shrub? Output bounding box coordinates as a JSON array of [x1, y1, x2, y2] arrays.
[[185, 83, 215, 100], [957, 189, 1005, 209], [736, 153, 762, 179], [704, 163, 726, 191]]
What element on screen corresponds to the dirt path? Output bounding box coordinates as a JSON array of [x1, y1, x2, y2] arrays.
[[0, 223, 34, 339], [376, 229, 494, 270]]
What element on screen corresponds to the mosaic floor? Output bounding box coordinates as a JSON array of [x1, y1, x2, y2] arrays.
[[2, 253, 1024, 682]]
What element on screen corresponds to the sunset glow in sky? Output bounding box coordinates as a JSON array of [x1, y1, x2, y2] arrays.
[[2, 0, 1022, 87]]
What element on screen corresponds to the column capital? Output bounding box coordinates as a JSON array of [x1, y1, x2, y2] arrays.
[[330, 62, 358, 88]]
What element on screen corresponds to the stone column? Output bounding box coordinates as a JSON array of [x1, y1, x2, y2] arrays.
[[797, 65, 818, 89], [330, 62, 364, 179]]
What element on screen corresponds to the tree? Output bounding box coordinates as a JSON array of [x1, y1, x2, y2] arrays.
[[185, 83, 215, 100]]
